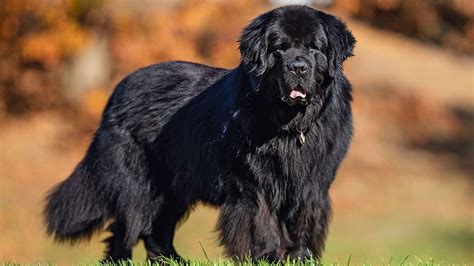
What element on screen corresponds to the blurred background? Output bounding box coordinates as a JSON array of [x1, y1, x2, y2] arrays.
[[0, 0, 473, 263]]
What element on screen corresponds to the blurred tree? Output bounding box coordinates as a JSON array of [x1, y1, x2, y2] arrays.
[[336, 0, 474, 54], [0, 0, 108, 116]]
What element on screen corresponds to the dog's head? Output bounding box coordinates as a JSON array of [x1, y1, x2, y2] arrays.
[[239, 5, 355, 107]]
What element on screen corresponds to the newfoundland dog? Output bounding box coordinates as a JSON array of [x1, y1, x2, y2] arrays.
[[44, 5, 355, 262]]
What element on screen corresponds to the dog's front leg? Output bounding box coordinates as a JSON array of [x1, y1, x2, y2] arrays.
[[288, 193, 332, 260], [217, 194, 285, 261]]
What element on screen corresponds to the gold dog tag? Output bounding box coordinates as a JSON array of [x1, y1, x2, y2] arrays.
[[298, 131, 305, 145]]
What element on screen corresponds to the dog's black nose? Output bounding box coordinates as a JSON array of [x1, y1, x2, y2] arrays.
[[289, 59, 309, 74]]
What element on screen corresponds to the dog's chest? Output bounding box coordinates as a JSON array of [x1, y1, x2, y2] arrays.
[[246, 129, 323, 182], [231, 131, 323, 211]]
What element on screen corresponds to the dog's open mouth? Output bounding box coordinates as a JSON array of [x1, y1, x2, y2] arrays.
[[289, 85, 307, 99]]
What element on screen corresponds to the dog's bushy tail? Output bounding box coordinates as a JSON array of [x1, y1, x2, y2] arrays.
[[44, 160, 108, 243]]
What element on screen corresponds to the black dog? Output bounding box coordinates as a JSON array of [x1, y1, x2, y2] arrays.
[[44, 5, 355, 261]]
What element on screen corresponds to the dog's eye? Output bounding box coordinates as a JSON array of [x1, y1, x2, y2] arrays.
[[272, 47, 285, 56], [271, 48, 282, 56], [274, 42, 290, 53]]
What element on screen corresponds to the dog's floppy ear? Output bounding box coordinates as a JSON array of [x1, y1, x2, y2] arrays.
[[319, 12, 356, 77], [239, 13, 271, 76]]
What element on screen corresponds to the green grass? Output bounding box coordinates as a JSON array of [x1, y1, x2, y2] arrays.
[[2, 256, 470, 266]]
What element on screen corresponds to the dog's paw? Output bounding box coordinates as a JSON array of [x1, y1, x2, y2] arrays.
[[289, 247, 315, 261], [254, 249, 287, 263]]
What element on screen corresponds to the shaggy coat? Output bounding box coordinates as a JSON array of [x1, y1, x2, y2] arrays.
[[44, 5, 355, 261]]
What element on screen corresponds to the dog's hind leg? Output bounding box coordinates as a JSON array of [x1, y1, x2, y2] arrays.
[[90, 128, 155, 261], [102, 221, 135, 262], [143, 195, 187, 261]]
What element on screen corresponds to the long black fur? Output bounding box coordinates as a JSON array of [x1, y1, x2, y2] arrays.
[[44, 5, 355, 261]]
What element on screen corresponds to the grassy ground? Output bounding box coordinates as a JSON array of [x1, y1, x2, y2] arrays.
[[1, 256, 469, 266]]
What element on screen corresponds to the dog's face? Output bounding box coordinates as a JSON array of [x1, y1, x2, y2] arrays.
[[267, 18, 327, 106], [239, 6, 355, 107]]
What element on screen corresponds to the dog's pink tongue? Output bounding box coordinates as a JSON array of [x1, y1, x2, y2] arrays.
[[290, 90, 306, 99]]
